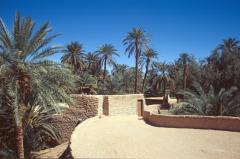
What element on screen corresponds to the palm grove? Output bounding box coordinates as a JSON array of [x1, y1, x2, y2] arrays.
[[1, 13, 240, 158]]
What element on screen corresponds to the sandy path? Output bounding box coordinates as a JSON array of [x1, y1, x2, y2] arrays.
[[70, 115, 240, 159]]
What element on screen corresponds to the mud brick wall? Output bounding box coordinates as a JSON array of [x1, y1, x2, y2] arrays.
[[51, 95, 99, 143], [143, 111, 240, 132], [108, 94, 144, 115], [102, 96, 109, 116]]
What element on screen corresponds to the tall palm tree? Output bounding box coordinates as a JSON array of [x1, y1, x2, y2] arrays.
[[123, 28, 149, 93], [180, 53, 190, 97], [0, 13, 77, 158], [140, 48, 158, 92], [61, 41, 85, 73], [218, 38, 239, 52], [95, 44, 119, 79]]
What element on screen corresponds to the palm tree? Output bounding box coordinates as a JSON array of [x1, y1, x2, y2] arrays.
[[84, 52, 101, 75], [218, 38, 239, 52], [112, 64, 128, 76], [111, 64, 130, 93], [140, 48, 158, 92], [180, 53, 189, 92], [85, 52, 98, 69], [0, 13, 77, 158], [95, 44, 119, 79], [23, 104, 61, 156], [123, 28, 149, 93], [153, 62, 171, 97], [61, 41, 85, 73], [173, 82, 240, 116]]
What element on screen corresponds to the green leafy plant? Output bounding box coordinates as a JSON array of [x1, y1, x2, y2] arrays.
[[172, 82, 240, 116], [23, 104, 61, 155], [0, 12, 78, 158]]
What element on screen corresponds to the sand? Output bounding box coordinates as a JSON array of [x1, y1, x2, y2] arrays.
[[70, 115, 240, 159]]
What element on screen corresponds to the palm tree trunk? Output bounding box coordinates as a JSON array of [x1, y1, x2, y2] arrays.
[[73, 55, 77, 73], [142, 59, 149, 92], [13, 82, 25, 159], [183, 63, 188, 100], [163, 78, 166, 97], [16, 124, 24, 159], [103, 59, 107, 79], [219, 102, 223, 116], [135, 42, 139, 94]]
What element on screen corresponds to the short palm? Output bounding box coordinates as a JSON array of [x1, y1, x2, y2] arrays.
[[173, 83, 240, 116]]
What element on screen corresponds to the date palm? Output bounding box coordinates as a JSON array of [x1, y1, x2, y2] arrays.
[[95, 44, 119, 79], [112, 64, 128, 76], [153, 62, 171, 98], [23, 104, 61, 156], [180, 53, 190, 93], [112, 64, 130, 93], [218, 38, 239, 52], [140, 48, 158, 92], [61, 41, 85, 73], [173, 82, 240, 116], [0, 13, 77, 158], [123, 28, 149, 93], [84, 52, 101, 75]]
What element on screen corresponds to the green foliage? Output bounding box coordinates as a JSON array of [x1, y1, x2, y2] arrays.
[[145, 62, 174, 97], [97, 65, 138, 94], [84, 52, 101, 76], [200, 40, 240, 91], [0, 12, 78, 111], [123, 27, 149, 93], [122, 28, 149, 58], [172, 82, 240, 116], [95, 44, 119, 79], [0, 12, 78, 155], [61, 41, 85, 72], [23, 105, 61, 153], [140, 48, 158, 92], [168, 53, 201, 91]]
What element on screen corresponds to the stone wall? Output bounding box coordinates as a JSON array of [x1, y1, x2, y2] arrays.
[[107, 94, 144, 115], [50, 94, 146, 143], [143, 111, 240, 132], [51, 95, 99, 143]]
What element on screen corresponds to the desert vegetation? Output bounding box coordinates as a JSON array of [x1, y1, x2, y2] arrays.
[[1, 12, 240, 158]]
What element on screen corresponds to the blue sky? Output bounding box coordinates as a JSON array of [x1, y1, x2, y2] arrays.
[[1, 0, 240, 67]]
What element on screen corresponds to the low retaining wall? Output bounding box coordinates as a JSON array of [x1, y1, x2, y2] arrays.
[[51, 94, 145, 143], [143, 111, 240, 132], [145, 97, 163, 105], [107, 94, 144, 115], [51, 95, 99, 143]]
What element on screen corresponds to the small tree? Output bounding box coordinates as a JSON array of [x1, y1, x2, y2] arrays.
[[0, 13, 77, 158]]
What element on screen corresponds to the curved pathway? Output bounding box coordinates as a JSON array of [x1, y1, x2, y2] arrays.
[[70, 115, 240, 159]]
